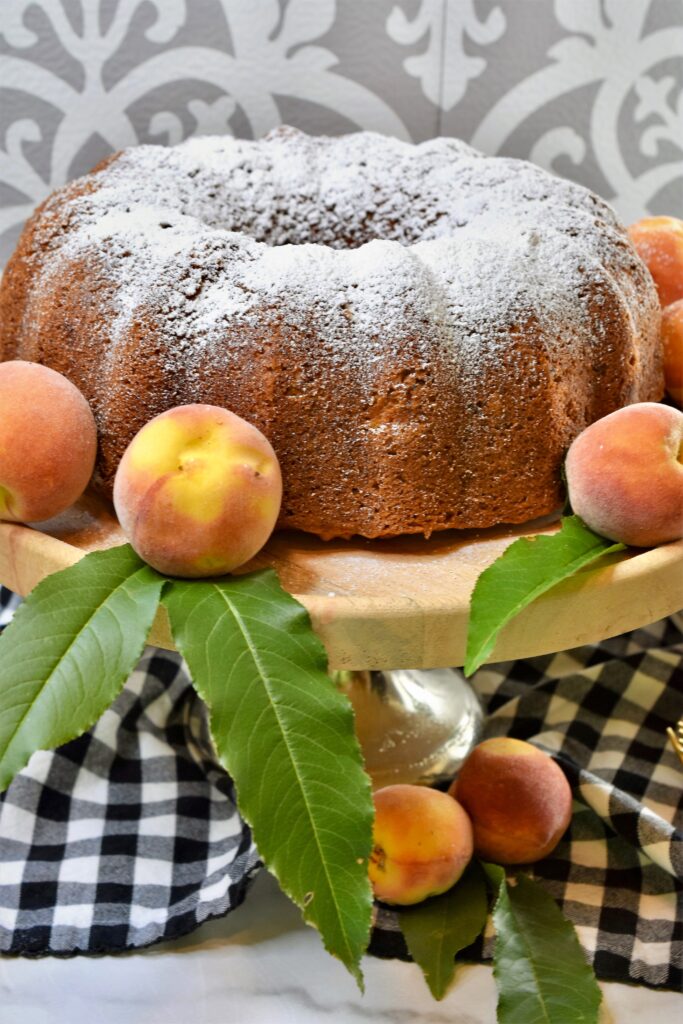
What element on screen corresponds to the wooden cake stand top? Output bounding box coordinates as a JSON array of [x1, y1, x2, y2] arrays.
[[0, 492, 681, 670]]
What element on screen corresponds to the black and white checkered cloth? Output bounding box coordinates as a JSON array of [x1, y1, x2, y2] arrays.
[[371, 614, 683, 991], [0, 586, 681, 991], [0, 587, 259, 955]]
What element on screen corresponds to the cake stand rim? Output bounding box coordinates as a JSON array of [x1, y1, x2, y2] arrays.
[[0, 518, 681, 670]]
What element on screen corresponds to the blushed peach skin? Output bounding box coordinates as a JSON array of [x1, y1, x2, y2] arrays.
[[449, 738, 573, 865], [369, 784, 473, 905], [0, 360, 97, 522], [662, 299, 683, 408], [628, 216, 683, 308], [565, 402, 683, 548], [113, 404, 282, 578]]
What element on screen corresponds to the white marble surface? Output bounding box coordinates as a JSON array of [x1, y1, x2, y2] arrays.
[[0, 871, 680, 1024]]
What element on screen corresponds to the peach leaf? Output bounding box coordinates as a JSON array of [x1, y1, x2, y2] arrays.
[[163, 569, 374, 988], [465, 516, 624, 676], [400, 860, 488, 1000], [0, 544, 165, 792]]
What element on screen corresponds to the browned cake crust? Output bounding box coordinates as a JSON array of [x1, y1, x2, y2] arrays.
[[0, 129, 662, 539]]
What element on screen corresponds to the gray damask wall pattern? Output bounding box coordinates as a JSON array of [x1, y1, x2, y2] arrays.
[[1, 0, 682, 264]]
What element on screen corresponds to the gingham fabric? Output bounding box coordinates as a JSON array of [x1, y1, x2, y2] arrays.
[[371, 613, 683, 991], [0, 587, 681, 991], [0, 587, 260, 955]]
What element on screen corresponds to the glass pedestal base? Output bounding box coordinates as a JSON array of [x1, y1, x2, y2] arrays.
[[338, 668, 484, 789]]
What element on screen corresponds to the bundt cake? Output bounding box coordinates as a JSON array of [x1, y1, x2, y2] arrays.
[[0, 128, 662, 539]]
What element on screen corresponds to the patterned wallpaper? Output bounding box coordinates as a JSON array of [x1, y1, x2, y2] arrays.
[[1, 0, 682, 265]]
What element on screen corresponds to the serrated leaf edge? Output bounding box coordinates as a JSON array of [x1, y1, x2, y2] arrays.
[[214, 584, 368, 973], [162, 578, 373, 988], [0, 548, 164, 791], [465, 519, 625, 675], [492, 875, 602, 1024]]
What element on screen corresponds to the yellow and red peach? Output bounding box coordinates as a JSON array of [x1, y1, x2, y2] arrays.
[[113, 404, 282, 577], [564, 402, 683, 548], [449, 738, 572, 865], [0, 360, 97, 523], [628, 216, 683, 307], [662, 299, 683, 408], [368, 784, 473, 905]]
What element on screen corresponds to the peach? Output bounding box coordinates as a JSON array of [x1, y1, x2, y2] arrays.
[[368, 784, 473, 905], [564, 402, 683, 547], [0, 360, 97, 522], [113, 404, 282, 577], [628, 216, 683, 307], [449, 738, 572, 865], [662, 299, 683, 408]]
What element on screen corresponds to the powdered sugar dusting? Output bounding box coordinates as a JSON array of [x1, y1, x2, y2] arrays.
[[32, 127, 652, 404]]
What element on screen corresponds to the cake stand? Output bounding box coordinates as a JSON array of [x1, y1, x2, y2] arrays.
[[1, 491, 681, 786]]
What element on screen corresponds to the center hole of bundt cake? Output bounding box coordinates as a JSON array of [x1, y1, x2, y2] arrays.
[[247, 211, 404, 251], [182, 148, 433, 248], [202, 186, 428, 249]]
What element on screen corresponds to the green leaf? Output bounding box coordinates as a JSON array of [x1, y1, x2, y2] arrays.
[[483, 861, 506, 891], [492, 874, 602, 1024], [465, 516, 624, 676], [163, 569, 374, 986], [400, 860, 489, 999], [0, 544, 164, 792]]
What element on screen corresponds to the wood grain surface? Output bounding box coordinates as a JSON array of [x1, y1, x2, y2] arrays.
[[0, 492, 681, 669]]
